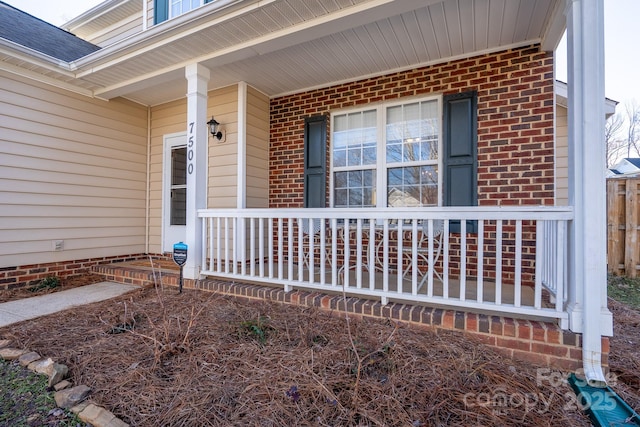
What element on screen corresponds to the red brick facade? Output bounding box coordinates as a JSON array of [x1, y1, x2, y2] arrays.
[[269, 44, 554, 286], [269, 44, 554, 208], [0, 254, 156, 290]]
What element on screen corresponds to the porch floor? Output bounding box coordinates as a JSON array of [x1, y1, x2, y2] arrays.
[[308, 266, 535, 307]]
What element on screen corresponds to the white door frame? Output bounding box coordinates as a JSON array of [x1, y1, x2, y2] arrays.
[[162, 132, 188, 253]]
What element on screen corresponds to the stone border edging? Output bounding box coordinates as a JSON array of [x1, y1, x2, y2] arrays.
[[0, 339, 128, 427]]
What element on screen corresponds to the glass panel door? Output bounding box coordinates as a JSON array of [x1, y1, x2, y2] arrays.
[[170, 147, 187, 225]]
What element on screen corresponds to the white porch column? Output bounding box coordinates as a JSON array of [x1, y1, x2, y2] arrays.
[[184, 63, 210, 279], [566, 0, 612, 386]]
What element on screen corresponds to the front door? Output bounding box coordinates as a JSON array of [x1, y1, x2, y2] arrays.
[[163, 133, 187, 252]]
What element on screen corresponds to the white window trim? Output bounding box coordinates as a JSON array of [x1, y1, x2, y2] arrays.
[[329, 95, 443, 208], [169, 0, 205, 19]]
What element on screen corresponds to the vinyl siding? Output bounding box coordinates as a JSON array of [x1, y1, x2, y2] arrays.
[[147, 84, 240, 254], [556, 104, 568, 206], [246, 86, 269, 208], [208, 85, 239, 208], [0, 71, 148, 268], [84, 11, 145, 47]]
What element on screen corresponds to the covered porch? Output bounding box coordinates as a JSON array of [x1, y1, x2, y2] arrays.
[[158, 0, 608, 384], [0, 0, 615, 388], [52, 0, 610, 383]]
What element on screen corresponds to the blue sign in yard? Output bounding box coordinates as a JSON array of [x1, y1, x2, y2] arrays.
[[173, 242, 188, 266], [173, 242, 188, 293]]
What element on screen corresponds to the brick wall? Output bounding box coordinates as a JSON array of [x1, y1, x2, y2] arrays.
[[201, 279, 600, 371], [0, 254, 155, 290], [269, 45, 554, 285], [270, 44, 554, 208]]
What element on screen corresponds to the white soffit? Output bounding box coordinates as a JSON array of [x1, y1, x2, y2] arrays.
[[9, 0, 562, 105]]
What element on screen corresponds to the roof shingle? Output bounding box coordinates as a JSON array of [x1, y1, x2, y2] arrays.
[[0, 1, 100, 62]]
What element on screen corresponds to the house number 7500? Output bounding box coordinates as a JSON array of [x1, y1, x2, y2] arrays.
[[187, 122, 195, 175]]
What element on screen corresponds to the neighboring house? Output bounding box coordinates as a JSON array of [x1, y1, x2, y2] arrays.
[[607, 158, 640, 178], [0, 0, 612, 385], [554, 80, 617, 204]]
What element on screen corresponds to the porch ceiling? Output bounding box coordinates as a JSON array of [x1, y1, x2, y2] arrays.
[[2, 0, 565, 105]]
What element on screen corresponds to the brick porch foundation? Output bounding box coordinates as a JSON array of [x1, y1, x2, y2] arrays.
[[92, 261, 608, 372], [0, 254, 158, 291]]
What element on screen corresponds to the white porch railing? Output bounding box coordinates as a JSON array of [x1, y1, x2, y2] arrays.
[[198, 207, 572, 327]]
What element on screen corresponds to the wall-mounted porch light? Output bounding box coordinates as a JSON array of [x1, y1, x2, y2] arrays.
[[207, 116, 223, 141]]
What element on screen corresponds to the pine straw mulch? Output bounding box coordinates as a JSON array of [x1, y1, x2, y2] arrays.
[[607, 297, 640, 411], [0, 274, 105, 303], [0, 284, 599, 427]]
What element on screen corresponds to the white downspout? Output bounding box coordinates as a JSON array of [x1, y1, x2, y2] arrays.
[[567, 0, 609, 387], [237, 82, 247, 262], [237, 81, 247, 209], [145, 105, 151, 254]]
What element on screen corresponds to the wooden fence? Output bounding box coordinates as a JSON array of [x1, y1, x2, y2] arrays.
[[607, 177, 640, 277]]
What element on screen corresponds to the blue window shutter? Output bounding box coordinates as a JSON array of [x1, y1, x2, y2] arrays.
[[304, 116, 327, 208], [443, 91, 478, 233], [154, 0, 168, 24]]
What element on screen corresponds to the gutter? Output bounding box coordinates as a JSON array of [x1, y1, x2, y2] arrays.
[[0, 39, 75, 73]]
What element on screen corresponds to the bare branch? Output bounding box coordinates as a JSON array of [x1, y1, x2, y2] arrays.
[[606, 112, 625, 166], [625, 101, 640, 158]]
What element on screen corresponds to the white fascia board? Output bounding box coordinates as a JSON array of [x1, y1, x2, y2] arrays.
[[555, 80, 568, 98], [604, 98, 618, 116], [0, 40, 74, 74]]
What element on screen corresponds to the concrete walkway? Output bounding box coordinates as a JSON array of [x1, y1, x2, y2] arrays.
[[0, 282, 139, 328]]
